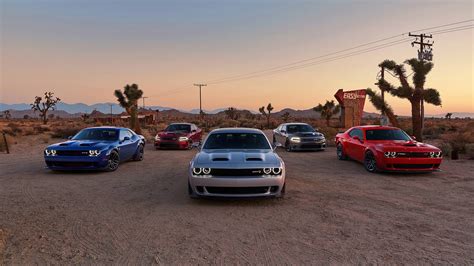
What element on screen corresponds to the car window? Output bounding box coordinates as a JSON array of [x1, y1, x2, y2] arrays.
[[166, 124, 191, 133], [286, 124, 315, 133], [366, 129, 411, 141], [73, 128, 118, 141], [203, 133, 271, 150], [349, 129, 363, 139]]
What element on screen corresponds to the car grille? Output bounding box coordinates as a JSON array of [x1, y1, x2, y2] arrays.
[[161, 137, 177, 141], [392, 164, 439, 169], [205, 186, 271, 194], [47, 161, 96, 168], [158, 143, 180, 148], [395, 152, 432, 158], [210, 168, 265, 177], [55, 150, 90, 156], [300, 144, 324, 149]]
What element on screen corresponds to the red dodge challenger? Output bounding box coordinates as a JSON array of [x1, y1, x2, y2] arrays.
[[335, 125, 442, 173], [155, 123, 202, 150]]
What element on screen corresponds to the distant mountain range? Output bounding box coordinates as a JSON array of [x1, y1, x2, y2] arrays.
[[1, 102, 473, 119]]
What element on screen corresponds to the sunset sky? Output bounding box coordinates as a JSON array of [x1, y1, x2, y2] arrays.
[[1, 0, 473, 115]]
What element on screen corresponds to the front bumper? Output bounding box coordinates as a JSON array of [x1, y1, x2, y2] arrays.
[[189, 172, 285, 198], [44, 155, 109, 171], [155, 140, 190, 149], [378, 157, 442, 172], [289, 141, 326, 151]]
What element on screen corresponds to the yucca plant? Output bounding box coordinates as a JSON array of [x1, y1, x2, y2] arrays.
[[313, 100, 340, 127], [114, 84, 143, 134]]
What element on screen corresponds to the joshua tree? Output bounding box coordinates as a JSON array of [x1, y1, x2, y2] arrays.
[[445, 113, 453, 120], [313, 100, 340, 127], [23, 114, 30, 120], [259, 103, 273, 128], [281, 111, 291, 122], [114, 84, 143, 134], [366, 88, 399, 127], [81, 113, 90, 121], [378, 59, 441, 141], [31, 92, 61, 124], [225, 107, 239, 120], [3, 110, 11, 120]]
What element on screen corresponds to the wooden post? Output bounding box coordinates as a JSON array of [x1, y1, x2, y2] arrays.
[[2, 132, 9, 154]]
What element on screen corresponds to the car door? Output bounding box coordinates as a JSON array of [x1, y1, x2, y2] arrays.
[[346, 129, 365, 162], [273, 125, 281, 144], [118, 129, 136, 160]]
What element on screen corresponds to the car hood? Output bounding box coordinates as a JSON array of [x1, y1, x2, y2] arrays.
[[47, 140, 113, 150], [193, 150, 282, 167], [372, 140, 440, 151], [158, 131, 190, 137], [288, 132, 324, 138]]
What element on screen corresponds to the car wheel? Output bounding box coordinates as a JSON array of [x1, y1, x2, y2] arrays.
[[336, 143, 347, 160], [133, 144, 144, 161], [106, 150, 120, 172], [188, 181, 199, 199], [277, 183, 286, 198], [285, 140, 292, 152], [364, 151, 378, 173]]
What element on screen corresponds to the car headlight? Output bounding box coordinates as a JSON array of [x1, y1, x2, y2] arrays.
[[384, 151, 397, 158], [271, 167, 282, 175], [290, 137, 301, 143], [88, 150, 100, 156], [45, 149, 57, 156], [263, 168, 272, 175], [155, 135, 161, 141], [430, 151, 442, 158], [192, 167, 211, 177], [179, 136, 189, 142]]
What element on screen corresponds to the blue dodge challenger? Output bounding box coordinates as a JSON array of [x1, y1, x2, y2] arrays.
[[44, 127, 145, 171]]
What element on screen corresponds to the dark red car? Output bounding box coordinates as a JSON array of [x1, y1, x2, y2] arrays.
[[154, 123, 202, 150], [335, 125, 442, 173]]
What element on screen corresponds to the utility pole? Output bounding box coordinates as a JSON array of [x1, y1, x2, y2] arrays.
[[142, 96, 148, 109], [193, 83, 207, 118], [409, 32, 433, 133], [109, 104, 113, 124], [375, 66, 388, 126]]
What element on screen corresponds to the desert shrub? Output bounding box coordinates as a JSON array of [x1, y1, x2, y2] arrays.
[[23, 127, 35, 136], [5, 123, 22, 136], [439, 142, 452, 158], [465, 144, 474, 160], [317, 126, 339, 147], [50, 126, 82, 139], [33, 125, 50, 134]]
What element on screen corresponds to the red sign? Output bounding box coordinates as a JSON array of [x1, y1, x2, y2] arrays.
[[334, 89, 367, 128]]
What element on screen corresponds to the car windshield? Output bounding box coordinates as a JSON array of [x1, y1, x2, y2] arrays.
[[365, 129, 411, 141], [165, 124, 191, 132], [286, 124, 315, 133], [72, 128, 118, 141], [203, 133, 271, 150]]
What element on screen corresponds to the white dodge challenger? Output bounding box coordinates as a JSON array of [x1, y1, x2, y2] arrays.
[[188, 128, 286, 198]]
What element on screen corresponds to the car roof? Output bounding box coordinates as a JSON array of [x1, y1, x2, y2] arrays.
[[282, 122, 310, 126], [209, 128, 265, 134], [354, 125, 400, 130], [169, 122, 193, 126], [84, 126, 125, 130]]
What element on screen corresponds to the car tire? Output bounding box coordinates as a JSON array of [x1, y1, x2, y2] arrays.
[[364, 151, 378, 173], [285, 140, 292, 152], [188, 181, 199, 199], [277, 183, 286, 198], [106, 150, 120, 172], [133, 144, 144, 161], [336, 143, 347, 160]]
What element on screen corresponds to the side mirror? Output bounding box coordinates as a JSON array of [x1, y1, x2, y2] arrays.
[[67, 136, 72, 140], [411, 136, 416, 140], [353, 135, 363, 142], [122, 136, 131, 142], [280, 130, 286, 134], [192, 129, 197, 133]]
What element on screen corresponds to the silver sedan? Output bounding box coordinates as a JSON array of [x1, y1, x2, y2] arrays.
[[188, 128, 286, 198]]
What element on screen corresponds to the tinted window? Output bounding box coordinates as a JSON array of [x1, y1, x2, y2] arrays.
[[165, 124, 191, 133], [119, 130, 133, 140], [203, 133, 271, 150], [366, 129, 411, 141], [73, 129, 118, 141], [349, 129, 363, 139], [286, 124, 315, 133]]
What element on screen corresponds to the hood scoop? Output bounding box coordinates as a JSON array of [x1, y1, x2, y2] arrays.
[[246, 157, 263, 161], [59, 143, 70, 146], [402, 142, 418, 147], [79, 143, 92, 146], [212, 157, 229, 161]]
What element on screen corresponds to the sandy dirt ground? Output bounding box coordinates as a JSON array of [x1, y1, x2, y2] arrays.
[[0, 133, 473, 264]]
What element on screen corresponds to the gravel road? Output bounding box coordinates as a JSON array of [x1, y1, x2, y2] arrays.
[[1, 138, 473, 264]]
